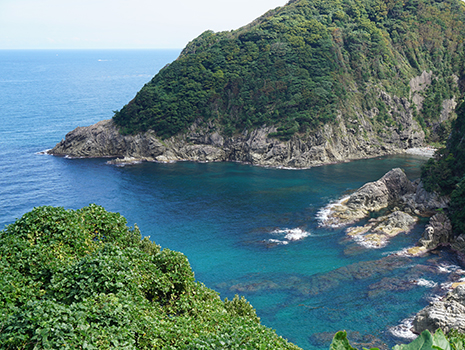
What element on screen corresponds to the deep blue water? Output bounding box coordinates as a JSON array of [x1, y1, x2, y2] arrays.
[[1, 49, 463, 350]]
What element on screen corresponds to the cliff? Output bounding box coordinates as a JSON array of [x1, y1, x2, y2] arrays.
[[49, 0, 465, 165], [49, 110, 423, 167], [322, 97, 465, 336]]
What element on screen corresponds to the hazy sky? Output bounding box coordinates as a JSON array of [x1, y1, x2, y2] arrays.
[[0, 0, 288, 49]]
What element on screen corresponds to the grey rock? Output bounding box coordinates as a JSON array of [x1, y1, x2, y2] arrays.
[[323, 168, 416, 226], [418, 213, 453, 250], [413, 285, 465, 334], [347, 168, 415, 211]]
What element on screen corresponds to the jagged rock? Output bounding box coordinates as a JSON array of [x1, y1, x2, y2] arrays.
[[418, 213, 453, 250], [402, 180, 450, 216], [413, 285, 465, 334], [346, 210, 418, 248], [49, 119, 167, 160], [324, 168, 416, 226]]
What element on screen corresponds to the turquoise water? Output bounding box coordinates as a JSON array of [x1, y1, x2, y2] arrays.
[[1, 50, 463, 350]]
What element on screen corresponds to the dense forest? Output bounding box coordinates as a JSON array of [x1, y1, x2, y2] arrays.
[[421, 97, 465, 236], [113, 0, 464, 141]]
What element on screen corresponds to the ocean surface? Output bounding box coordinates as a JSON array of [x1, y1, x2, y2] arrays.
[[1, 49, 463, 350]]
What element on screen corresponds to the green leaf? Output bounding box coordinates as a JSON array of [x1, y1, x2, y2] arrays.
[[393, 330, 435, 350], [433, 329, 451, 350], [330, 331, 358, 350]]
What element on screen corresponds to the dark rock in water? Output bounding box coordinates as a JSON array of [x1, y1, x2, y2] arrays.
[[367, 277, 416, 298], [418, 213, 453, 250], [413, 285, 465, 334]]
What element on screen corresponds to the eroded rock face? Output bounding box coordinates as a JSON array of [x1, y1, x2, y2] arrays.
[[48, 90, 426, 168], [413, 285, 465, 334], [418, 213, 453, 250], [49, 119, 167, 160]]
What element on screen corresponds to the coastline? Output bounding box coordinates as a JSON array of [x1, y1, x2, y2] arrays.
[[404, 147, 437, 158]]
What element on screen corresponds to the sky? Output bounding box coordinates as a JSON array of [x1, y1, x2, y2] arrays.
[[0, 0, 288, 49]]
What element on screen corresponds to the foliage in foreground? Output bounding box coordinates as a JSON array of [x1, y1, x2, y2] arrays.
[[331, 329, 465, 350], [0, 204, 300, 349]]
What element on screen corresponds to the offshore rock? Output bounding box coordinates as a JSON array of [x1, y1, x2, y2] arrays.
[[323, 168, 415, 226], [346, 210, 418, 248], [413, 285, 465, 334]]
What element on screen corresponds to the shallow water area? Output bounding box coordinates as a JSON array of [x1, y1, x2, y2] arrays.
[[1, 50, 463, 350]]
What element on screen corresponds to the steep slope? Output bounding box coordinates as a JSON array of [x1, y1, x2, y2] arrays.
[[421, 98, 465, 236], [49, 0, 465, 167]]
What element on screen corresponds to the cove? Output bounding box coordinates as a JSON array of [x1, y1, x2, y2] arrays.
[[45, 154, 463, 350]]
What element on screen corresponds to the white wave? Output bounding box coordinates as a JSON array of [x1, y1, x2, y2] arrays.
[[437, 263, 461, 274], [415, 279, 438, 288], [425, 293, 444, 303], [440, 282, 454, 291], [36, 149, 51, 155], [272, 228, 311, 241], [316, 196, 351, 227], [352, 233, 386, 249], [383, 248, 411, 256], [265, 239, 288, 245], [389, 317, 417, 340]]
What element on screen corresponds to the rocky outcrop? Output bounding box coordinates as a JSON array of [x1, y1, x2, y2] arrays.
[[322, 168, 416, 226], [48, 114, 423, 167], [49, 119, 167, 160], [48, 77, 432, 168], [410, 71, 433, 111], [346, 210, 418, 248], [413, 285, 465, 334]]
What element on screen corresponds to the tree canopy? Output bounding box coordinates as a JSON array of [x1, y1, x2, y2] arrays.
[[113, 0, 465, 141]]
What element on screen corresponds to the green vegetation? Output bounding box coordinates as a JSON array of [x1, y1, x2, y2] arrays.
[[331, 329, 465, 350], [421, 98, 465, 235], [0, 205, 301, 349], [113, 0, 465, 141]]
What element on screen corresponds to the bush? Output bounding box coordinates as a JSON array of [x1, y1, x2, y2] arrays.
[[0, 205, 300, 349]]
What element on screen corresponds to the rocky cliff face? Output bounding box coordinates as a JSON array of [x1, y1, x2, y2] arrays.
[[49, 68, 462, 167], [48, 87, 427, 168]]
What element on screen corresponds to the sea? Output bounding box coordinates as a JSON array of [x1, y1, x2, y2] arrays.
[[1, 49, 463, 350]]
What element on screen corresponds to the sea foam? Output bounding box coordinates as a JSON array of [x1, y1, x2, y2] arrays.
[[316, 196, 351, 227], [265, 228, 311, 245], [389, 317, 417, 340]]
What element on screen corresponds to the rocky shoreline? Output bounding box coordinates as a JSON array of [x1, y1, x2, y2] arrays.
[[48, 117, 464, 337], [47, 112, 426, 168], [321, 167, 465, 336]]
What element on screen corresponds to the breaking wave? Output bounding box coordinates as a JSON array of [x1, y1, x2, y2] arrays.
[[389, 317, 417, 340], [264, 228, 311, 246], [316, 196, 351, 227]]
